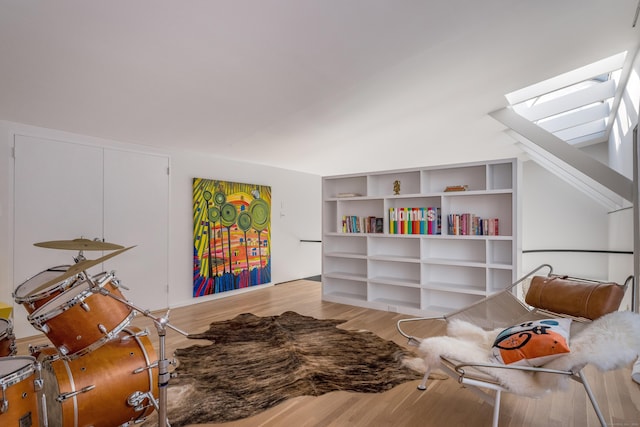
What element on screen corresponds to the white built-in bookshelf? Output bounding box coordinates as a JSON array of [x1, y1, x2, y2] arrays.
[[321, 158, 520, 317]]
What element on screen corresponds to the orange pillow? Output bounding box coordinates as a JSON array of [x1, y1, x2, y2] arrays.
[[491, 318, 571, 366]]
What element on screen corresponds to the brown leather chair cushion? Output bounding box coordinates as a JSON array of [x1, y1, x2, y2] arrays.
[[525, 275, 625, 320]]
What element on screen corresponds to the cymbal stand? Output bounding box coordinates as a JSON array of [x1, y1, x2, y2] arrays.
[[73, 250, 87, 263], [86, 275, 188, 427], [154, 310, 179, 427]]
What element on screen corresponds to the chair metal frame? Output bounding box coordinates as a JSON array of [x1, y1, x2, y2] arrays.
[[397, 264, 633, 427]]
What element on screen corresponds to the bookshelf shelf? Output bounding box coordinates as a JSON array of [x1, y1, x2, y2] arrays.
[[368, 255, 421, 263], [321, 158, 520, 317], [323, 272, 367, 282], [324, 252, 367, 260], [369, 276, 422, 287]]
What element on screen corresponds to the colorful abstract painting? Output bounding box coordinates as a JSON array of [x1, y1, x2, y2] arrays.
[[193, 178, 271, 297]]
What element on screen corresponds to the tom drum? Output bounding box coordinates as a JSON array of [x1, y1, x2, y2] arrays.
[[13, 265, 82, 314], [27, 271, 134, 358], [0, 318, 16, 357]]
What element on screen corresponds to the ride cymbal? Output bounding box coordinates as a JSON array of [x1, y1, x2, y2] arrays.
[[26, 246, 135, 297], [34, 238, 124, 251]]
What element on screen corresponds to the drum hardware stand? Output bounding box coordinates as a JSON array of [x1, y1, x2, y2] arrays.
[[35, 361, 47, 427], [39, 366, 48, 427], [0, 389, 7, 413], [85, 277, 188, 427], [73, 251, 87, 263], [110, 273, 130, 291]]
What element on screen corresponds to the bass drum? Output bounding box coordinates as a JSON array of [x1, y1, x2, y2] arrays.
[[38, 326, 159, 427], [0, 318, 16, 356], [0, 356, 42, 427]]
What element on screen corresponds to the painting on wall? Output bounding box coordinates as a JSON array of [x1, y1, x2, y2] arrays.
[[193, 178, 271, 297]]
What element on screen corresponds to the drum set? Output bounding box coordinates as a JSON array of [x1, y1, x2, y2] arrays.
[[0, 238, 186, 427]]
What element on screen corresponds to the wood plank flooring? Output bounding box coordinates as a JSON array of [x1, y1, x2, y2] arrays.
[[14, 280, 640, 427]]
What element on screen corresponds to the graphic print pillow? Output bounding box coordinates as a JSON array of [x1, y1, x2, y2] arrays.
[[491, 318, 572, 367]]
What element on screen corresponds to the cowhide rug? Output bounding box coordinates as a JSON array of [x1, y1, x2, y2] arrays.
[[142, 311, 428, 426]]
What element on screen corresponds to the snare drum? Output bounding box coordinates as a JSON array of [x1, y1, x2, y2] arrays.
[[0, 356, 42, 427], [27, 271, 134, 358], [0, 318, 16, 357], [13, 265, 82, 314], [38, 327, 158, 427]]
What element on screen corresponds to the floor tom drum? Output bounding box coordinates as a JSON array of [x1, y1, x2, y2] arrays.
[[37, 327, 158, 427]]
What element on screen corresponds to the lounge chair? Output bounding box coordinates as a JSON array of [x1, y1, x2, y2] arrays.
[[397, 264, 638, 427]]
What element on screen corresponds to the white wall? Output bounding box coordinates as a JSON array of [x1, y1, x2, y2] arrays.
[[608, 206, 634, 311], [0, 124, 11, 311], [0, 121, 322, 329], [521, 160, 613, 280], [609, 52, 640, 179], [607, 50, 640, 311], [3, 48, 637, 326], [167, 149, 322, 308], [520, 51, 639, 290]]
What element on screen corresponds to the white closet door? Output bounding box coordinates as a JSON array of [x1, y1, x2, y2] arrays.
[[103, 149, 169, 312], [13, 135, 104, 337]]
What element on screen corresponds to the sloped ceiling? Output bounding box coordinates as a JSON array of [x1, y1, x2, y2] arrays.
[[1, 1, 639, 175]]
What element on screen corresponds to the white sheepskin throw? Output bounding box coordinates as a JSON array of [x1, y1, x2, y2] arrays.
[[414, 311, 640, 398], [540, 311, 640, 389]]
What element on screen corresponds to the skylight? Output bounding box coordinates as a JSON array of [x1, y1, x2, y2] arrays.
[[505, 52, 627, 146]]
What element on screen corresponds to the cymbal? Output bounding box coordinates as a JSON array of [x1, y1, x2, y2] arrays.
[[26, 246, 135, 297], [34, 238, 124, 251]]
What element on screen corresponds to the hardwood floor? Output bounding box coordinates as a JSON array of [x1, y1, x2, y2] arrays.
[[14, 280, 640, 427]]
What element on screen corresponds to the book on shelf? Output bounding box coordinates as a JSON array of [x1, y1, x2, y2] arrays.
[[341, 215, 384, 233], [447, 213, 499, 236], [388, 207, 441, 235], [444, 184, 469, 192]]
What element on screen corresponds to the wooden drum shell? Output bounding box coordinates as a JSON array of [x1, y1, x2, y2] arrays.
[[37, 327, 158, 427]]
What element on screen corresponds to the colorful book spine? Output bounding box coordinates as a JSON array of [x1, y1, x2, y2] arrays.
[[387, 207, 445, 235], [389, 208, 396, 234], [447, 213, 499, 236]]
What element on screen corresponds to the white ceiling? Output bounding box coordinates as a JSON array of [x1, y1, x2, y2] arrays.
[[1, 1, 639, 176]]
